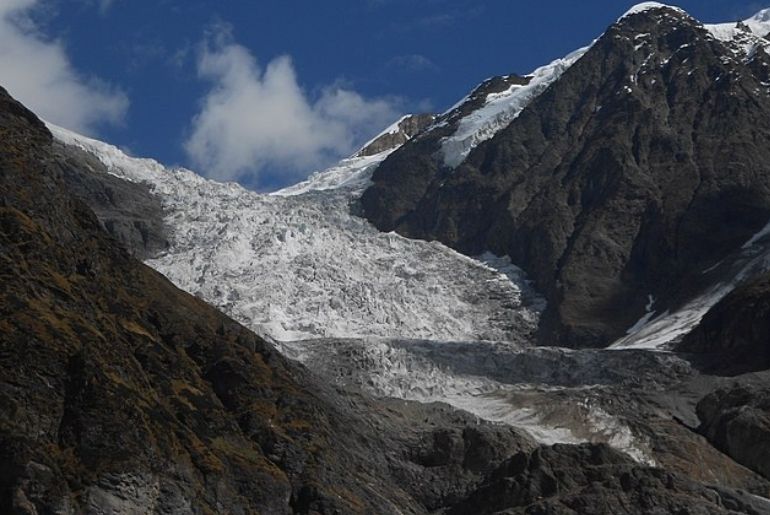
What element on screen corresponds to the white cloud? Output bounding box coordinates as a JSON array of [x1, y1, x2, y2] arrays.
[[0, 0, 128, 134], [184, 29, 402, 185]]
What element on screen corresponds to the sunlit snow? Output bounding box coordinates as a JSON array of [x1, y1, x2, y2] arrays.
[[619, 2, 686, 21], [440, 46, 589, 168], [48, 122, 542, 344]]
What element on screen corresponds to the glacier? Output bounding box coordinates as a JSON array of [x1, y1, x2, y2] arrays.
[[49, 121, 543, 344], [49, 120, 669, 461], [50, 118, 676, 463]]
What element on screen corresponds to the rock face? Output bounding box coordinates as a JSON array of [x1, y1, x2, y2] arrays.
[[697, 382, 770, 481], [362, 6, 770, 347], [50, 141, 169, 259], [680, 272, 770, 375], [447, 444, 770, 515], [356, 113, 436, 157]]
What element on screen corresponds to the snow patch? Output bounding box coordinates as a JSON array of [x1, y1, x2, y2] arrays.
[[611, 216, 770, 350], [745, 8, 770, 37], [274, 113, 430, 196], [440, 46, 590, 168], [743, 219, 770, 249], [272, 151, 388, 196], [357, 114, 410, 150]]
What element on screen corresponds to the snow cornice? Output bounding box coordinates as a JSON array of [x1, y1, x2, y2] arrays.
[[619, 2, 687, 22]]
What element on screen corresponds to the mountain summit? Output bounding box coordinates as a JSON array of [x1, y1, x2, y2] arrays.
[[362, 4, 770, 348]]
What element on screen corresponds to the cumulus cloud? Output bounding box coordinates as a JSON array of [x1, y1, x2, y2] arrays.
[[184, 28, 402, 185], [0, 0, 128, 134]]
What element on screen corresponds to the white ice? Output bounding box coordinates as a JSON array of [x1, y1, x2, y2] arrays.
[[48, 122, 541, 344]]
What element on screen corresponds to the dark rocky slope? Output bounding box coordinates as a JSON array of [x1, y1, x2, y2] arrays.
[[697, 380, 770, 482], [3, 85, 770, 513], [680, 271, 770, 375], [677, 269, 770, 483], [50, 141, 169, 259], [362, 6, 770, 348], [446, 444, 768, 515]]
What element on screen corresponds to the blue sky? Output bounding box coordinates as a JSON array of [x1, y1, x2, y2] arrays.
[[2, 0, 767, 190]]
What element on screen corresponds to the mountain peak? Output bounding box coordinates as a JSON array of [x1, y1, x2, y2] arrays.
[[619, 2, 686, 21], [749, 7, 770, 22], [744, 6, 770, 37], [363, 0, 770, 349]]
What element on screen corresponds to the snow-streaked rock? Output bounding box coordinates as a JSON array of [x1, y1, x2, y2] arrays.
[[433, 4, 770, 174], [705, 9, 770, 58], [275, 114, 435, 196], [439, 46, 589, 168], [611, 220, 770, 350]]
